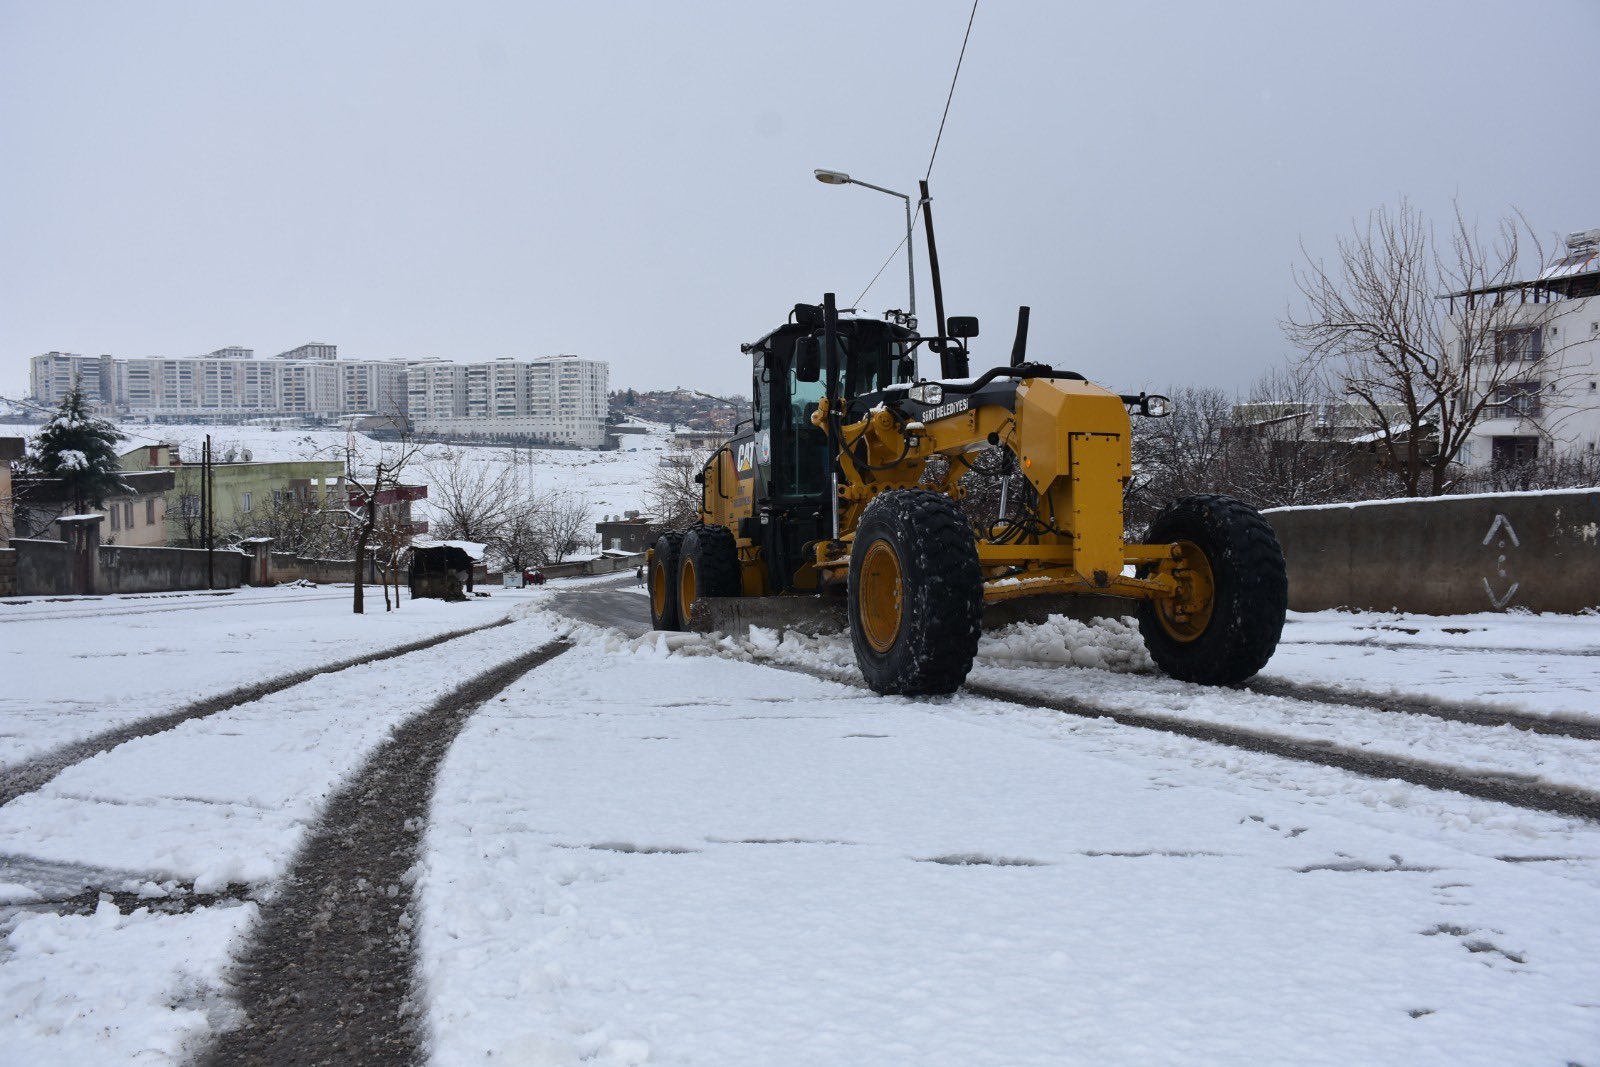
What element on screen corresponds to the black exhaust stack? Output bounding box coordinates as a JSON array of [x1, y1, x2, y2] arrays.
[[822, 292, 843, 541], [920, 179, 968, 380], [1009, 305, 1031, 367]]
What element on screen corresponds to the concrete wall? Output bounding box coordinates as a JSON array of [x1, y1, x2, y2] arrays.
[[11, 538, 74, 596], [96, 544, 247, 594], [1265, 488, 1600, 614], [296, 556, 380, 584], [542, 552, 646, 579]]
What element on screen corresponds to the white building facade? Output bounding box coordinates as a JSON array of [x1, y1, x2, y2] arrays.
[[30, 347, 610, 447], [1454, 230, 1600, 469], [406, 355, 609, 447]]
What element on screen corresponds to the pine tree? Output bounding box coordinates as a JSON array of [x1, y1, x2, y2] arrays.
[[28, 385, 127, 514]]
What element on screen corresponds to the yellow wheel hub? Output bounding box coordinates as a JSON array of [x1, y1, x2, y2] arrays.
[[677, 556, 698, 625], [650, 560, 669, 621], [858, 539, 905, 654], [1155, 539, 1215, 643]]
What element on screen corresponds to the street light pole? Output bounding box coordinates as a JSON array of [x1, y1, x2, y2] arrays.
[[814, 169, 916, 322]]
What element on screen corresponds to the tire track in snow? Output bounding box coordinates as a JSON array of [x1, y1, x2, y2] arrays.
[[959, 680, 1600, 822], [543, 584, 1600, 742], [547, 587, 1600, 819], [1243, 677, 1600, 741], [198, 639, 572, 1067], [0, 616, 516, 808], [0, 588, 348, 624]]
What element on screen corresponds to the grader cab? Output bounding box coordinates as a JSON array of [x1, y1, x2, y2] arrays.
[[648, 293, 1287, 695]]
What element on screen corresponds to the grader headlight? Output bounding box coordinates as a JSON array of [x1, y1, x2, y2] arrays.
[[907, 383, 944, 405]]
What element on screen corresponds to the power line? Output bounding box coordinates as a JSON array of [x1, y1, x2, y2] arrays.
[[926, 0, 979, 182], [853, 201, 926, 308], [852, 0, 979, 310]]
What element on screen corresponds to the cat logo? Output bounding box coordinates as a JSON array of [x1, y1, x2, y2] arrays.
[[736, 440, 756, 475]]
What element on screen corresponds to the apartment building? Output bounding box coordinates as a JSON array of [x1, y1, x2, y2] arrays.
[[1450, 229, 1600, 468], [29, 346, 609, 446], [406, 355, 609, 447], [28, 353, 118, 411]]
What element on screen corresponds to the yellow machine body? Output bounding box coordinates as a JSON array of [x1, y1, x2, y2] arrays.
[[694, 375, 1200, 620]]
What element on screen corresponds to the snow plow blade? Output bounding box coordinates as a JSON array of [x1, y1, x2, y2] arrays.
[[686, 594, 1128, 638]]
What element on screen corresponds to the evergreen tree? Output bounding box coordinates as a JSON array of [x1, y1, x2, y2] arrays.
[[28, 385, 127, 513]]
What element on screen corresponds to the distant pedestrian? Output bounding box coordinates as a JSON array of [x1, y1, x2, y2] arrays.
[[533, 570, 546, 587], [635, 565, 644, 587], [521, 567, 533, 589]]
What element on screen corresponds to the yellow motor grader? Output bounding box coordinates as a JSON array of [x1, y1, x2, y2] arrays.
[[647, 293, 1287, 695]]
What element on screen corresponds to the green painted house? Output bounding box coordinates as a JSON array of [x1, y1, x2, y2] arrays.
[[119, 443, 348, 546]]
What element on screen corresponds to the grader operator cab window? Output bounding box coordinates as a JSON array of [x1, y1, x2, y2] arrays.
[[777, 355, 827, 498]]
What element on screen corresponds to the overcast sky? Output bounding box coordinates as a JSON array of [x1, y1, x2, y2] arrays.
[[3, 0, 1596, 404]]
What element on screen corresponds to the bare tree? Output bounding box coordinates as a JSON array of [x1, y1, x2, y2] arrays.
[[1285, 200, 1575, 496], [1126, 386, 1236, 533], [1223, 363, 1363, 509], [490, 495, 546, 578], [535, 490, 594, 563], [645, 441, 711, 531], [371, 510, 413, 611], [424, 448, 519, 542], [340, 437, 423, 615], [227, 492, 347, 558]]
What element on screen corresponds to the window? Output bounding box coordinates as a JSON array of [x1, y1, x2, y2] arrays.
[[125, 502, 134, 527], [180, 494, 200, 517], [1493, 381, 1542, 418], [242, 492, 252, 513], [273, 489, 284, 506], [109, 506, 120, 531], [146, 498, 156, 524], [1491, 436, 1538, 468], [1494, 327, 1543, 363]]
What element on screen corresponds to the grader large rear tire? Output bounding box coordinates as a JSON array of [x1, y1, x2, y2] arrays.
[[1138, 494, 1287, 685], [678, 524, 741, 627], [648, 530, 686, 631], [848, 490, 983, 695]]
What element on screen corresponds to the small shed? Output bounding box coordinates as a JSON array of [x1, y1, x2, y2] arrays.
[[409, 538, 487, 600]]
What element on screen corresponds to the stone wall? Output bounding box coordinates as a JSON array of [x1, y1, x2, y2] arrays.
[[1264, 488, 1600, 614], [0, 547, 16, 597]]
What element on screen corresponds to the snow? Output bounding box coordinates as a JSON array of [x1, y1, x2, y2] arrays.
[[0, 608, 563, 887], [91, 419, 673, 522], [412, 537, 489, 560], [0, 900, 257, 1065], [1264, 485, 1600, 513], [0, 585, 518, 771], [417, 624, 1600, 1065], [3, 583, 1600, 1064], [1266, 609, 1600, 722], [55, 449, 88, 470], [0, 595, 566, 1060]]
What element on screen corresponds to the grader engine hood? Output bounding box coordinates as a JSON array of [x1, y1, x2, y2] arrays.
[[1014, 378, 1132, 587]]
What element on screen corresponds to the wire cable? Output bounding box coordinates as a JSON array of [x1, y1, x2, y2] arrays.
[[926, 0, 979, 181], [853, 0, 979, 310], [852, 201, 926, 308]]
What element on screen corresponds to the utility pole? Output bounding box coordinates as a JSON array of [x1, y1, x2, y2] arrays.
[[203, 434, 214, 589]]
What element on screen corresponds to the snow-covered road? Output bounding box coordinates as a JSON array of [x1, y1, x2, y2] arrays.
[[0, 584, 1597, 1064], [420, 628, 1600, 1064]]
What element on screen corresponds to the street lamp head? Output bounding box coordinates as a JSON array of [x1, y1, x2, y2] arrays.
[[814, 169, 852, 186]]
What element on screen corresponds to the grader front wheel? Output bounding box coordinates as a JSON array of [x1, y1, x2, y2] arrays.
[[1138, 495, 1287, 685], [677, 525, 741, 627], [848, 491, 983, 695], [648, 530, 685, 631]]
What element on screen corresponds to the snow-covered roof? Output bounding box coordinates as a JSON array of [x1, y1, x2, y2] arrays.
[[410, 537, 487, 561]]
